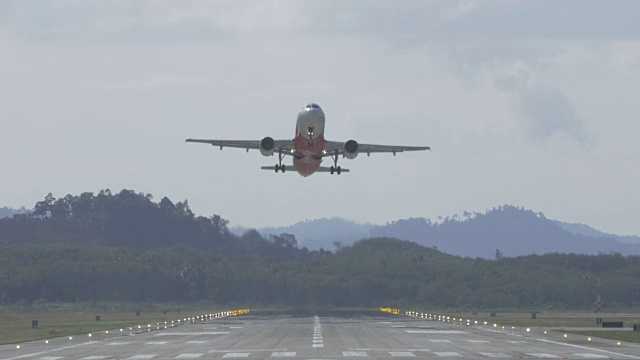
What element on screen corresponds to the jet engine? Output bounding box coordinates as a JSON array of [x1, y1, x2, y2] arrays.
[[260, 137, 275, 156], [343, 140, 359, 159]]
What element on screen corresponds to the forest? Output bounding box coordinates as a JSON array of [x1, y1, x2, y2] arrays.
[[1, 190, 640, 310]]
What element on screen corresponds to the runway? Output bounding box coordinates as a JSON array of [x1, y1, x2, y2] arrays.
[[2, 313, 640, 359]]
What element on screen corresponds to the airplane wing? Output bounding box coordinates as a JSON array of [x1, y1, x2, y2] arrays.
[[185, 139, 295, 154], [323, 140, 430, 156]]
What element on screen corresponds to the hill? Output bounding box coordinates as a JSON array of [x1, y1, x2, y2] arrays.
[[239, 217, 374, 251], [0, 207, 30, 219], [242, 207, 640, 258]]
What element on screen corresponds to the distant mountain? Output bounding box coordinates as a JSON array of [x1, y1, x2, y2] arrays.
[[555, 221, 640, 244], [370, 206, 640, 258], [236, 206, 640, 258], [0, 207, 30, 219], [232, 217, 374, 251]]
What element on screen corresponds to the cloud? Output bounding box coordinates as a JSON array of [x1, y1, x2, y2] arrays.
[[512, 84, 590, 145]]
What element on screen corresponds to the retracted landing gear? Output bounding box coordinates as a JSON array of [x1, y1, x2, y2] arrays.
[[329, 150, 342, 175], [275, 150, 286, 173]]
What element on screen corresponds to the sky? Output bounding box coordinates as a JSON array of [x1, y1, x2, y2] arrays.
[[1, 1, 639, 235]]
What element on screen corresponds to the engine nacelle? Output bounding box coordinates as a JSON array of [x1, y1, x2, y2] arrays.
[[260, 137, 275, 156], [343, 139, 359, 159]]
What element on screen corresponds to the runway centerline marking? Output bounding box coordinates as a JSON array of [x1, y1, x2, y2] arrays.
[[480, 353, 512, 358], [222, 353, 250, 358], [271, 352, 296, 357], [343, 351, 367, 357], [434, 352, 462, 357], [155, 332, 229, 336], [389, 352, 416, 357], [526, 354, 560, 359]]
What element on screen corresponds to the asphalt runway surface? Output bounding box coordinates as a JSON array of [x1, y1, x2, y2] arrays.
[[2, 314, 640, 359]]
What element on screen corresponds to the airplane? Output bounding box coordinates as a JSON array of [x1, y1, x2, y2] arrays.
[[186, 103, 430, 177]]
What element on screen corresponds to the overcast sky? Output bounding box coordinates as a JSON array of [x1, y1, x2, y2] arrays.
[[1, 1, 639, 235]]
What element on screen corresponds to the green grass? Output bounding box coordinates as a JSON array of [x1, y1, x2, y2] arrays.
[[0, 303, 231, 346], [566, 331, 640, 343]]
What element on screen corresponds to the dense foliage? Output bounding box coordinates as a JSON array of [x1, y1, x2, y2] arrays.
[[2, 191, 640, 310]]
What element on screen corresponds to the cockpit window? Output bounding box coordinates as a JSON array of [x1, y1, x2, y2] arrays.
[[305, 103, 320, 109]]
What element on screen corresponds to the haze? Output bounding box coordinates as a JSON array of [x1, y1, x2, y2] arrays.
[[1, 1, 639, 235]]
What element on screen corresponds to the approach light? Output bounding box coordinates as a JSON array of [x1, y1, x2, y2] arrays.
[[588, 337, 592, 342], [494, 324, 497, 327], [105, 331, 109, 334], [89, 334, 92, 337], [526, 328, 530, 332], [69, 337, 73, 340], [617, 342, 621, 346], [544, 331, 547, 334], [16, 345, 20, 349], [45, 340, 49, 344], [120, 329, 123, 332], [483, 321, 487, 325], [564, 334, 568, 338]]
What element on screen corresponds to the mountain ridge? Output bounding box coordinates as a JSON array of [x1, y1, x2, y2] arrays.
[[233, 206, 640, 257]]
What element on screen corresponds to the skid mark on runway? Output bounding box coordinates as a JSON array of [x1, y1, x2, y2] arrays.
[[175, 354, 204, 358]]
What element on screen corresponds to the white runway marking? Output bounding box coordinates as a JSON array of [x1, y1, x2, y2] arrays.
[[81, 357, 111, 360], [7, 341, 98, 360], [107, 342, 131, 345], [343, 351, 368, 357], [229, 326, 243, 329], [145, 341, 167, 345], [222, 353, 250, 358], [175, 354, 204, 359], [434, 352, 462, 357], [407, 330, 466, 334], [506, 340, 528, 344], [155, 332, 229, 336], [480, 353, 512, 358], [389, 352, 416, 357], [313, 344, 324, 348], [429, 340, 451, 343], [37, 357, 63, 360], [186, 341, 206, 344], [126, 356, 157, 360], [313, 339, 323, 343], [574, 355, 609, 359], [468, 340, 490, 343], [526, 354, 560, 359], [393, 325, 406, 328], [536, 338, 640, 359], [271, 352, 296, 357]]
